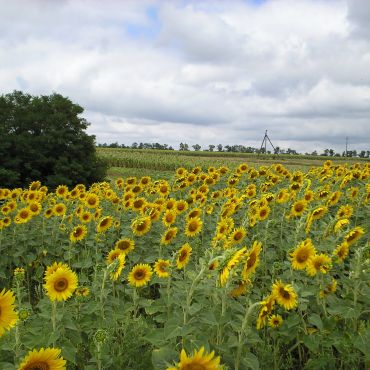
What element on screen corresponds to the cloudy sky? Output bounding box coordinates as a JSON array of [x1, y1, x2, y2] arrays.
[[1, 0, 369, 153]]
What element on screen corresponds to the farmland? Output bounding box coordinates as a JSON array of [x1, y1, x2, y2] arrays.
[[0, 153, 369, 369]]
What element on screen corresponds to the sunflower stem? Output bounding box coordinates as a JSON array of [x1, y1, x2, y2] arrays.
[[235, 300, 260, 370], [51, 300, 57, 346], [100, 269, 108, 319]]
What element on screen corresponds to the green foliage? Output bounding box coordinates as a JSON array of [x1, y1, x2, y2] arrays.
[[0, 90, 107, 189]]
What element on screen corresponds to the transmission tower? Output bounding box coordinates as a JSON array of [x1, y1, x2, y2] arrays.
[[259, 130, 276, 154]]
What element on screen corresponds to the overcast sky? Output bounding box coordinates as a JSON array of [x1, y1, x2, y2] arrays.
[[1, 0, 369, 153]]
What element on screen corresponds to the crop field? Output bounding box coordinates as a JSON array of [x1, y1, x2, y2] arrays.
[[0, 158, 369, 369]]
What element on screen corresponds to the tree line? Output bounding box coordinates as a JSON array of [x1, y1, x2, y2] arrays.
[[97, 142, 370, 158]]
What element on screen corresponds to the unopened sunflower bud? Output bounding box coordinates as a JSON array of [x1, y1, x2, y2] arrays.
[[14, 267, 25, 282], [94, 329, 108, 344]]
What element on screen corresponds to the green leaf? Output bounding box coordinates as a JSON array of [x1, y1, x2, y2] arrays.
[[242, 351, 259, 370], [151, 346, 178, 370], [308, 314, 323, 331]]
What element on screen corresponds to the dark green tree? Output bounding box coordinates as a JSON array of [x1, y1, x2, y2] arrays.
[[0, 90, 107, 189]]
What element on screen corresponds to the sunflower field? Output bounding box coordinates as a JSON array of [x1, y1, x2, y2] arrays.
[[0, 160, 369, 370]]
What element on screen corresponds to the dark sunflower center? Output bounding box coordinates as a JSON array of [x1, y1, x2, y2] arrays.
[[279, 287, 290, 300], [20, 210, 29, 219], [100, 219, 109, 227], [134, 270, 145, 280], [234, 232, 243, 241], [136, 223, 146, 231], [74, 228, 83, 237], [25, 361, 50, 370], [314, 260, 323, 269], [179, 251, 187, 262], [260, 210, 267, 217], [165, 232, 174, 241], [183, 364, 206, 370], [295, 204, 304, 212], [54, 278, 68, 292], [296, 250, 308, 263], [188, 221, 198, 232], [247, 252, 257, 269], [346, 232, 358, 242]]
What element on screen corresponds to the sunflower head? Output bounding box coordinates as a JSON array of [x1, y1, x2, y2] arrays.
[[271, 280, 298, 310], [177, 243, 192, 269], [0, 288, 18, 337], [167, 346, 221, 370], [128, 264, 153, 287], [18, 347, 66, 370], [44, 265, 78, 301]]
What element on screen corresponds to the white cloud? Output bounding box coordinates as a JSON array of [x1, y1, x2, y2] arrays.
[[0, 0, 369, 153]]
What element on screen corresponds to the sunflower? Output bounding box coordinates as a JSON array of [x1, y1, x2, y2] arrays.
[[268, 314, 283, 329], [186, 207, 202, 220], [14, 208, 32, 224], [132, 197, 147, 212], [271, 280, 298, 310], [333, 241, 349, 262], [28, 201, 42, 216], [290, 239, 316, 270], [128, 264, 153, 287], [256, 295, 275, 330], [56, 185, 69, 198], [291, 200, 307, 217], [167, 346, 221, 370], [257, 205, 270, 221], [44, 262, 70, 279], [336, 205, 353, 219], [319, 279, 337, 298], [304, 190, 315, 202], [96, 216, 113, 233], [220, 247, 247, 286], [0, 289, 18, 337], [131, 216, 152, 237], [242, 241, 262, 281], [69, 225, 87, 243], [79, 210, 92, 224], [154, 259, 171, 278], [53, 203, 67, 217], [175, 200, 188, 214], [84, 193, 100, 209], [334, 218, 349, 233], [160, 227, 178, 245], [306, 254, 332, 276], [344, 226, 365, 246], [162, 210, 177, 227], [18, 347, 66, 370], [115, 238, 135, 255], [158, 181, 171, 197], [109, 253, 125, 281], [327, 191, 341, 207], [310, 206, 328, 220], [176, 243, 192, 269], [75, 287, 90, 297], [228, 227, 247, 246], [229, 281, 249, 298], [106, 248, 124, 264], [184, 217, 203, 237], [44, 266, 78, 301]]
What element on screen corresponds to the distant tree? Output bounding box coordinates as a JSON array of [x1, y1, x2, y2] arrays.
[[131, 142, 138, 149], [192, 144, 201, 151], [217, 144, 223, 152], [274, 146, 280, 154], [179, 143, 189, 151], [208, 145, 215, 152], [0, 90, 107, 189]]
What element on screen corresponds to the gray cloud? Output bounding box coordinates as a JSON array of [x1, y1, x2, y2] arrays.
[[0, 0, 369, 153]]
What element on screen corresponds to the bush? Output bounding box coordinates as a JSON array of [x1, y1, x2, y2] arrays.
[[0, 90, 107, 189]]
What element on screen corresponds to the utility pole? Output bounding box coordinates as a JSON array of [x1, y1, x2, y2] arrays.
[[259, 130, 276, 154], [345, 137, 348, 157]]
